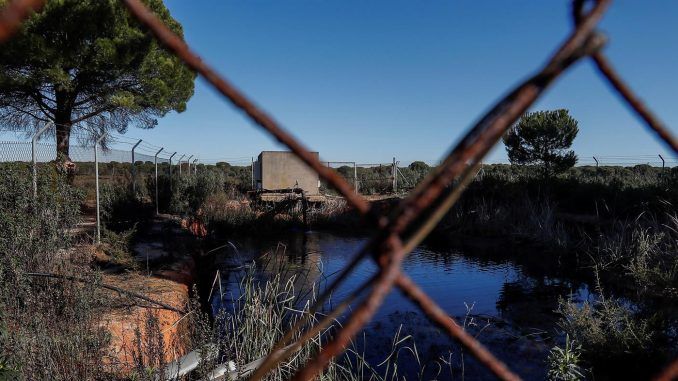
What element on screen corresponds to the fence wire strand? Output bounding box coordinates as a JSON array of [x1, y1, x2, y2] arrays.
[[1, 0, 677, 380]]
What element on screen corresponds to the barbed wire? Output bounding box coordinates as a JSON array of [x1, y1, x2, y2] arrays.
[[6, 126, 675, 167], [2, 127, 677, 168], [4, 125, 674, 167]]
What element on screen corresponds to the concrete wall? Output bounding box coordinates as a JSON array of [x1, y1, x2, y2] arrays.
[[255, 151, 320, 194]]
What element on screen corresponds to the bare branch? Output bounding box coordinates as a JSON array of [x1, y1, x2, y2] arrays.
[[70, 105, 111, 124], [3, 103, 51, 123]]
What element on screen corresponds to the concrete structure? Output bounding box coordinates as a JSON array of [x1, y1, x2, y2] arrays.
[[254, 151, 320, 194]]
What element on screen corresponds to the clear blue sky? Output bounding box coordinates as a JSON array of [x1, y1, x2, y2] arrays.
[[112, 1, 678, 165]]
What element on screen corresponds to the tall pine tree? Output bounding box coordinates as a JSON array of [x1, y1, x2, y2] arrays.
[[0, 0, 195, 161]]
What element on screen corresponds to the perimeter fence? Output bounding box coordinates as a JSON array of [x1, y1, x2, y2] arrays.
[[1, 0, 678, 380], [0, 127, 200, 242], [324, 160, 438, 195]]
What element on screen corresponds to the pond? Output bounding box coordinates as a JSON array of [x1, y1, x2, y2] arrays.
[[208, 231, 593, 380]]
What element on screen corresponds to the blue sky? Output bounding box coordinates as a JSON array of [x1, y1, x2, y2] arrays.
[[46, 1, 678, 165]]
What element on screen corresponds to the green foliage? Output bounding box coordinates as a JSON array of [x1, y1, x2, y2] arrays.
[[408, 161, 430, 172], [443, 164, 678, 298], [0, 321, 18, 381], [0, 269, 113, 380], [180, 171, 224, 213], [100, 225, 138, 270], [150, 170, 225, 215], [504, 109, 579, 176], [0, 164, 83, 272], [100, 182, 144, 225], [324, 162, 432, 195], [147, 164, 256, 215], [0, 0, 196, 156], [214, 164, 251, 195], [356, 165, 393, 194], [0, 166, 113, 380], [557, 297, 653, 359], [595, 212, 678, 297], [547, 335, 584, 381], [463, 163, 677, 221], [398, 162, 433, 190]]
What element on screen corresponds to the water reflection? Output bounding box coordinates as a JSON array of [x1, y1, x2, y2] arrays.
[[210, 231, 592, 380]]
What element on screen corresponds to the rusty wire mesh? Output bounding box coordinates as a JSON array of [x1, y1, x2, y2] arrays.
[[2, 0, 678, 380]]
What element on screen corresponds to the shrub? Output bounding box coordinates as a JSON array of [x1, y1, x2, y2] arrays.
[[100, 182, 146, 228], [149, 171, 225, 216], [557, 296, 653, 359], [547, 335, 584, 381], [0, 165, 83, 273], [203, 192, 257, 230], [0, 166, 114, 380], [100, 225, 138, 270], [180, 171, 225, 214], [594, 212, 678, 297]]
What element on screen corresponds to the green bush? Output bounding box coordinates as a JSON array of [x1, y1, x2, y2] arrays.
[[149, 170, 225, 216], [547, 335, 584, 381], [100, 182, 147, 228], [0, 166, 114, 380], [100, 225, 138, 270], [0, 165, 83, 273], [557, 297, 653, 359]]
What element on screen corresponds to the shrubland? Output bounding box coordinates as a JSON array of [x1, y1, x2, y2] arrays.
[[1, 159, 675, 379]]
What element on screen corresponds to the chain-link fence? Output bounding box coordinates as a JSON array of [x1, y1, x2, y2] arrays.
[[324, 161, 396, 195], [2, 0, 678, 380], [323, 160, 437, 195], [326, 156, 677, 196], [0, 128, 199, 243]]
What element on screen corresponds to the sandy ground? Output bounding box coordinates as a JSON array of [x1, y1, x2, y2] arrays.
[[93, 214, 198, 373]]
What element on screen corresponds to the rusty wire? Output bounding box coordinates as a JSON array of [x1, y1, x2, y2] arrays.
[[253, 3, 611, 378], [120, 0, 372, 219], [0, 0, 43, 42], [116, 1, 525, 378], [1, 0, 677, 380], [289, 1, 610, 379], [572, 0, 678, 154], [247, 162, 484, 380], [590, 54, 678, 153], [654, 358, 678, 381]]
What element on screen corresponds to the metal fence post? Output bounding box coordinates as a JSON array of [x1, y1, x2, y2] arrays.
[[169, 152, 177, 193], [396, 161, 400, 192], [178, 154, 185, 176], [32, 122, 52, 199], [659, 154, 665, 169], [392, 157, 397, 193], [187, 154, 193, 175], [353, 162, 358, 193], [251, 157, 254, 189], [131, 139, 142, 194], [593, 156, 599, 168], [95, 132, 107, 244], [192, 158, 198, 175], [154, 147, 163, 215]]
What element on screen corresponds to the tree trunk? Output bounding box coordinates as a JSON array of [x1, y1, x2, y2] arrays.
[[54, 90, 76, 175], [55, 119, 71, 160], [55, 90, 72, 157]]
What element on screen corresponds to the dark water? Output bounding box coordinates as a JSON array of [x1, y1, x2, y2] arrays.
[[209, 231, 593, 380]]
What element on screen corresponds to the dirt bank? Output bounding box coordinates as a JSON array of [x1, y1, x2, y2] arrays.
[[96, 214, 201, 374]]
